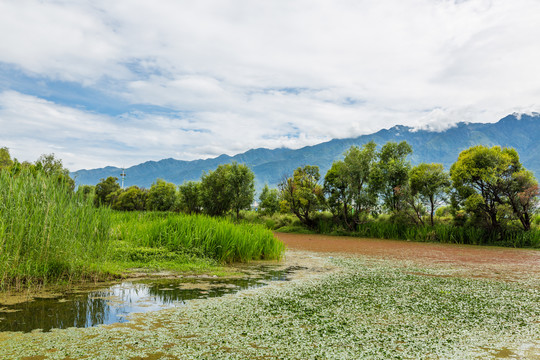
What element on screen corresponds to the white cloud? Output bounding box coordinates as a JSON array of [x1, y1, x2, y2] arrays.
[[0, 0, 539, 170]]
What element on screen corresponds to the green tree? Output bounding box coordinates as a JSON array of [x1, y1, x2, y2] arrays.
[[228, 162, 255, 219], [409, 163, 451, 226], [450, 145, 524, 231], [178, 181, 202, 214], [76, 185, 95, 201], [94, 177, 121, 207], [370, 141, 413, 212], [0, 147, 13, 170], [111, 186, 147, 211], [146, 179, 177, 211], [344, 142, 378, 225], [324, 142, 378, 230], [200, 164, 232, 216], [258, 184, 280, 215], [279, 165, 324, 228], [502, 170, 539, 231], [35, 153, 75, 190], [324, 161, 351, 225]]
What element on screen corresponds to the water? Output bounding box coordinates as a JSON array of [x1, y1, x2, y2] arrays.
[[0, 265, 306, 333]]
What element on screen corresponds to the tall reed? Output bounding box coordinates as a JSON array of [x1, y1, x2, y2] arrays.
[[113, 212, 285, 263], [350, 221, 540, 247], [0, 169, 111, 289]]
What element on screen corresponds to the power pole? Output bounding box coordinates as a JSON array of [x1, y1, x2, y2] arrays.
[[120, 168, 126, 189]]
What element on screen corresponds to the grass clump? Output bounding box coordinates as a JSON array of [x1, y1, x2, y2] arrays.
[[112, 211, 285, 264], [0, 169, 111, 289]]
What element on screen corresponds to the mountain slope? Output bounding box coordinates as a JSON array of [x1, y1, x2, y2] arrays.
[[72, 113, 540, 192]]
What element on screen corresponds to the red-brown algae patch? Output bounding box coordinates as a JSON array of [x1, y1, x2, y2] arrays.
[[276, 232, 540, 282]]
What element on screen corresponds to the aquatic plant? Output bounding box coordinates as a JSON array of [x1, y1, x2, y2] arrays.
[[112, 211, 285, 263], [0, 169, 111, 289], [1, 256, 539, 359]]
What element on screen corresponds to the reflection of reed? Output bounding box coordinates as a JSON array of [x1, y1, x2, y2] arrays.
[[0, 293, 110, 332], [0, 266, 296, 333]]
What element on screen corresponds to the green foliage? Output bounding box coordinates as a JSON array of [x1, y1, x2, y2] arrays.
[[503, 170, 539, 231], [370, 141, 413, 212], [34, 153, 75, 191], [111, 186, 147, 211], [200, 164, 233, 216], [324, 142, 377, 230], [94, 177, 121, 207], [112, 212, 285, 263], [409, 163, 451, 226], [450, 145, 538, 231], [0, 168, 112, 289], [146, 179, 177, 211], [324, 161, 351, 223], [279, 165, 325, 228], [76, 184, 95, 201], [200, 162, 255, 218], [0, 147, 13, 170], [258, 184, 280, 215], [178, 181, 202, 214], [228, 162, 255, 219]]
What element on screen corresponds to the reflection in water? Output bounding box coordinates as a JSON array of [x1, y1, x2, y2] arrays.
[[0, 266, 305, 333]]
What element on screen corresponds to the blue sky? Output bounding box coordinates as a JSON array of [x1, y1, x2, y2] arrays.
[[1, 0, 539, 170]]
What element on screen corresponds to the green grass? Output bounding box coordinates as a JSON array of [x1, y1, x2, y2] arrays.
[[242, 208, 540, 248], [0, 171, 285, 290], [111, 211, 285, 264], [0, 169, 112, 289], [347, 222, 540, 247], [254, 210, 540, 248]]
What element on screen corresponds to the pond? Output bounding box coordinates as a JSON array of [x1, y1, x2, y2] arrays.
[[0, 265, 306, 333]]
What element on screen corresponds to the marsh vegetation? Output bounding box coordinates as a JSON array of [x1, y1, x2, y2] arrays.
[[0, 148, 284, 291]]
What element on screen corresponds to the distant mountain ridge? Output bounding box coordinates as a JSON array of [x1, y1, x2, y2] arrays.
[[72, 113, 540, 192]]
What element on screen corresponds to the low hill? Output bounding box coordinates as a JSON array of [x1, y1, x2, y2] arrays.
[[72, 113, 540, 192]]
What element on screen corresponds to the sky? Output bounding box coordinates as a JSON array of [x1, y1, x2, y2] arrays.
[[1, 0, 539, 171]]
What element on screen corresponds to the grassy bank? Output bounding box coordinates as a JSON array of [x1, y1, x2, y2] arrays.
[[2, 256, 539, 359], [0, 170, 285, 291], [242, 211, 540, 248]]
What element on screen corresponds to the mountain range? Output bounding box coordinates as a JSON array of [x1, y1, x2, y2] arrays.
[[72, 113, 540, 193]]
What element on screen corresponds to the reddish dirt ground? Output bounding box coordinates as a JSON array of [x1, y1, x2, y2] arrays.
[[275, 232, 540, 281]]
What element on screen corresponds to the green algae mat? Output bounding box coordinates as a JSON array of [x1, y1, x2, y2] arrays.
[[1, 255, 539, 359]]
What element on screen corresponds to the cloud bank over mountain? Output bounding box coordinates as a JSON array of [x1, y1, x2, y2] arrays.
[[1, 1, 540, 170], [72, 113, 540, 193]]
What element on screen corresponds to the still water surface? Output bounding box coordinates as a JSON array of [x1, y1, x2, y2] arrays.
[[0, 265, 305, 333]]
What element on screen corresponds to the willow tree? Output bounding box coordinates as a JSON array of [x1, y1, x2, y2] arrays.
[[450, 145, 537, 231], [324, 142, 377, 230], [228, 162, 255, 219], [279, 165, 324, 228], [409, 163, 450, 226], [370, 141, 413, 212]]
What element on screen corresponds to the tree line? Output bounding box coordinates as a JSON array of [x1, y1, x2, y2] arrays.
[[87, 162, 255, 219], [279, 141, 538, 235], [2, 142, 538, 238]]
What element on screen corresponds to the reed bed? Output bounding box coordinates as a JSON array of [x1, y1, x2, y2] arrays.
[[0, 169, 111, 289], [112, 212, 285, 263], [0, 170, 285, 290], [348, 222, 540, 247]]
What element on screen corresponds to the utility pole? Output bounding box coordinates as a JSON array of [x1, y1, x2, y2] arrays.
[[120, 168, 126, 189]]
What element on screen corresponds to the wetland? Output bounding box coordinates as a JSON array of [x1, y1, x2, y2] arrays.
[[1, 237, 539, 359]]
